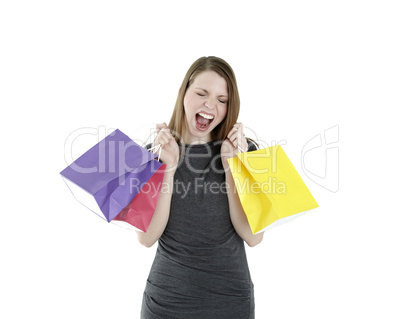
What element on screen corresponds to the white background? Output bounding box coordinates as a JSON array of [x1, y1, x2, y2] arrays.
[[1, 1, 401, 318]]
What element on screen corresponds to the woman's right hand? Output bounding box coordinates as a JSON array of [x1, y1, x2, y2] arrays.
[[152, 123, 179, 169]]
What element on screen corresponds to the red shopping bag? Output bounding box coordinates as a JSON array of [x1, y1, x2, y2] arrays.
[[112, 163, 166, 232]]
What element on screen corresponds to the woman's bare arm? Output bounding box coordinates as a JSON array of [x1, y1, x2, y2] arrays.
[[225, 169, 264, 247], [135, 166, 176, 247]]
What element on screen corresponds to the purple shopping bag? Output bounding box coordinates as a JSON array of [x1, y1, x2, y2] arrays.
[[60, 129, 163, 222]]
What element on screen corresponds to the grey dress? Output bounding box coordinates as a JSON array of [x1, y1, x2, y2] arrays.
[[141, 140, 257, 319]]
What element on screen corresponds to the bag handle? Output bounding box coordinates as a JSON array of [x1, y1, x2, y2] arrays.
[[238, 145, 246, 153], [142, 127, 164, 162], [237, 138, 259, 153], [148, 144, 162, 162]]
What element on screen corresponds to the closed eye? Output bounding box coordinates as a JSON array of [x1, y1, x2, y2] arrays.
[[196, 91, 226, 103]]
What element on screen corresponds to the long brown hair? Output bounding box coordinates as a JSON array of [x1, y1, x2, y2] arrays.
[[168, 56, 255, 157]]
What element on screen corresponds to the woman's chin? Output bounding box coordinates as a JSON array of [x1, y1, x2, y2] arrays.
[[191, 128, 210, 138]]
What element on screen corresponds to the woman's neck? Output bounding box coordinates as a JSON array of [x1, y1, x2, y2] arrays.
[[183, 132, 212, 145], [182, 120, 214, 144]]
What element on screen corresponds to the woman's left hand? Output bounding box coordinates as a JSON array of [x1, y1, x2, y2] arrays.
[[221, 123, 248, 172]]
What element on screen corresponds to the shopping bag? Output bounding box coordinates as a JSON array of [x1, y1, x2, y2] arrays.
[[227, 145, 319, 234], [112, 163, 165, 232], [60, 129, 164, 223]]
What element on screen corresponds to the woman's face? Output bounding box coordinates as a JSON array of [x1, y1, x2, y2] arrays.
[[183, 70, 228, 144]]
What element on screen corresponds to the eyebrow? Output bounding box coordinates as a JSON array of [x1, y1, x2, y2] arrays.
[[195, 87, 228, 98]]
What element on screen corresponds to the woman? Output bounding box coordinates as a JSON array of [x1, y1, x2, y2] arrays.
[[138, 56, 264, 318]]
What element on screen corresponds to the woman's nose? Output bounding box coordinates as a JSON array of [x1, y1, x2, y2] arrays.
[[204, 98, 216, 109]]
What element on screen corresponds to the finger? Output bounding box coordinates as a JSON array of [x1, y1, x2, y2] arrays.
[[239, 137, 248, 151], [228, 123, 244, 139], [161, 130, 173, 141], [237, 128, 243, 146], [227, 127, 238, 140], [155, 124, 165, 134], [221, 139, 235, 155], [156, 134, 170, 146], [233, 123, 243, 128], [231, 135, 246, 150], [231, 136, 240, 149], [235, 123, 243, 136], [229, 129, 242, 145], [227, 136, 239, 152], [156, 123, 165, 129], [229, 133, 237, 145], [161, 128, 173, 140], [234, 125, 247, 148], [234, 123, 243, 133], [160, 136, 170, 147]]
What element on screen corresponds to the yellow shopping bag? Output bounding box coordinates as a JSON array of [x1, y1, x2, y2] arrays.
[[227, 145, 319, 234]]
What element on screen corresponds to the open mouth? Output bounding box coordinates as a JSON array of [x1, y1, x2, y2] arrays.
[[195, 112, 214, 131]]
